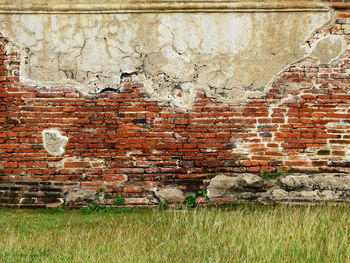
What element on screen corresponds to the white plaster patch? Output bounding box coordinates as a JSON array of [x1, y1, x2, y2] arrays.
[[42, 129, 68, 156], [308, 35, 346, 65]]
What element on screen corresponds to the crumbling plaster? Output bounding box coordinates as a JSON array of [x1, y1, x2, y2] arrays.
[[42, 129, 68, 156], [0, 1, 346, 108]]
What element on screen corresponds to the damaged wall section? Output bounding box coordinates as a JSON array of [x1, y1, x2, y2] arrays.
[[0, 0, 350, 206]]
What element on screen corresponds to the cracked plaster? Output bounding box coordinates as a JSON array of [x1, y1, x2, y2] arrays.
[[0, 1, 346, 108]]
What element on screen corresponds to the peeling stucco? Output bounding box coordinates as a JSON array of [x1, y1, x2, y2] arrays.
[[0, 1, 345, 108]]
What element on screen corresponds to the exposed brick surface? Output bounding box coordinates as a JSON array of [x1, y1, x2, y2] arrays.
[[322, 0, 350, 18]]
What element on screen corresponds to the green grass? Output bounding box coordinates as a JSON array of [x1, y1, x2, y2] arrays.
[[0, 205, 350, 262], [261, 170, 287, 179]]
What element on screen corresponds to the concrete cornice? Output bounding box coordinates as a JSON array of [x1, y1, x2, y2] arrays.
[[0, 1, 330, 13]]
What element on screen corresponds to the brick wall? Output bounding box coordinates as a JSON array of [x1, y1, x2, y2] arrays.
[[0, 3, 350, 206], [323, 0, 350, 18]]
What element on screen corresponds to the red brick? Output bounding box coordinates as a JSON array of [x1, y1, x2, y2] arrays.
[[81, 182, 103, 187], [64, 162, 91, 168], [247, 166, 261, 172]]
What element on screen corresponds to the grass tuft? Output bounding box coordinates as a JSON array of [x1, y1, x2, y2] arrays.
[[261, 170, 287, 179]]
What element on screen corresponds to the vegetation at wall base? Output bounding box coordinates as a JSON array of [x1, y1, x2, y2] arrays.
[[158, 201, 168, 211], [185, 195, 198, 208], [113, 195, 126, 206], [261, 170, 287, 180]]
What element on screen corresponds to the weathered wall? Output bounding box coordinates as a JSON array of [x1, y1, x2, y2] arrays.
[[0, 0, 350, 206]]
